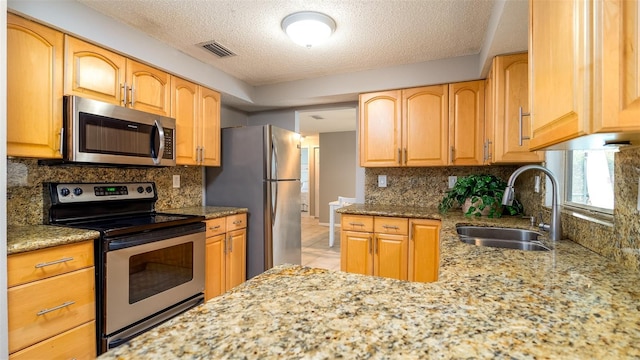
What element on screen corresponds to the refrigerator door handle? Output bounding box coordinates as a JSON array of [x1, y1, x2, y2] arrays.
[[271, 181, 278, 226], [271, 134, 279, 181]]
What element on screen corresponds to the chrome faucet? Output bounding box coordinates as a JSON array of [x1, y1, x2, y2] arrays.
[[502, 165, 562, 241]]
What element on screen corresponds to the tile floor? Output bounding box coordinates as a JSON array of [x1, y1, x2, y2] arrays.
[[301, 213, 340, 271]]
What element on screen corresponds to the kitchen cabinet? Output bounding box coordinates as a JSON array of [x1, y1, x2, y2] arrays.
[[171, 76, 221, 166], [359, 81, 482, 167], [7, 13, 64, 159], [64, 36, 171, 116], [485, 53, 544, 164], [408, 219, 441, 283], [448, 80, 485, 165], [341, 215, 440, 283], [7, 241, 96, 359], [204, 213, 247, 300]]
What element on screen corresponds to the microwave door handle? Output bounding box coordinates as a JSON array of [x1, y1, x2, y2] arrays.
[[151, 120, 165, 165]]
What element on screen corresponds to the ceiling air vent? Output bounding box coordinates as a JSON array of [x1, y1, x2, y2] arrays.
[[199, 40, 236, 58]]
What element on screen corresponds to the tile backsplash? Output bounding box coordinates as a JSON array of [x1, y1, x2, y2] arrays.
[[7, 158, 203, 226]]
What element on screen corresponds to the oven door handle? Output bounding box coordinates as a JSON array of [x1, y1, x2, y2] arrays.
[[150, 120, 165, 165]]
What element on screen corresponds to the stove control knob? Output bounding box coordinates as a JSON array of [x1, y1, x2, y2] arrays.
[[137, 186, 144, 194], [73, 187, 83, 196], [60, 187, 70, 197], [145, 186, 153, 193]]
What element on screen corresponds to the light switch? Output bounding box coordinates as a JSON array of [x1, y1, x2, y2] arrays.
[[173, 175, 180, 188], [378, 175, 387, 188]]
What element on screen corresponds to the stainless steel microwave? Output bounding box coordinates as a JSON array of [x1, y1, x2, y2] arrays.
[[63, 95, 176, 166]]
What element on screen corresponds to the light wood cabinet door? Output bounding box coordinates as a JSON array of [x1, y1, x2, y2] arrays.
[[9, 321, 96, 360], [373, 233, 408, 281], [402, 85, 449, 166], [7, 14, 64, 159], [341, 230, 373, 275], [359, 91, 402, 167], [171, 77, 199, 165], [200, 87, 221, 166], [596, 0, 640, 134], [449, 80, 485, 165], [205, 234, 225, 301], [528, 0, 591, 150], [489, 53, 544, 163], [127, 60, 171, 116], [64, 35, 126, 106], [226, 228, 247, 290], [408, 219, 441, 283]]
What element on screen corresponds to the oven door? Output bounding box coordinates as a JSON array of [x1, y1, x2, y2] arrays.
[[104, 224, 205, 335]]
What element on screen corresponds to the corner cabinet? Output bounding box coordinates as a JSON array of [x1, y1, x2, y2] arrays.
[[7, 13, 64, 159], [7, 241, 96, 359], [341, 215, 440, 283], [64, 36, 171, 116], [204, 213, 246, 301], [171, 76, 221, 166], [485, 53, 544, 164]]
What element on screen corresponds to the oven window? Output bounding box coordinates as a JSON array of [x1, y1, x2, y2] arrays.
[[129, 242, 194, 304]]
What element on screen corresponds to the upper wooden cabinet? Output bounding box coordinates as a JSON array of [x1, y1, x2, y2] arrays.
[[528, 0, 640, 149], [7, 13, 64, 159], [171, 77, 221, 166], [359, 83, 475, 167], [359, 91, 402, 167], [448, 80, 485, 166], [64, 36, 171, 117], [485, 53, 544, 164]]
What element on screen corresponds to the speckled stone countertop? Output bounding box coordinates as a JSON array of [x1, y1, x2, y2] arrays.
[[162, 206, 248, 219], [99, 204, 640, 359], [7, 225, 100, 255]]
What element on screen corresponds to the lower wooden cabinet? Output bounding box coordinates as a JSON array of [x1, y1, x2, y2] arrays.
[[341, 215, 439, 282], [205, 214, 247, 300], [7, 240, 96, 359]]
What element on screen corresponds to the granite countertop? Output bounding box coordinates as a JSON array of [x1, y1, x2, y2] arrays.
[[7, 225, 100, 255], [162, 206, 248, 219], [99, 204, 640, 359]]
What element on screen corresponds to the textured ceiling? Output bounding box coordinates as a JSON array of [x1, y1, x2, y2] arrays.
[[77, 0, 497, 87]]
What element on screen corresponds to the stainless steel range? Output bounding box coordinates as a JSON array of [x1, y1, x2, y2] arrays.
[[44, 182, 206, 355]]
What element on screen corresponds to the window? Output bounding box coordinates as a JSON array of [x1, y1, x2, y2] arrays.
[[565, 150, 615, 213]]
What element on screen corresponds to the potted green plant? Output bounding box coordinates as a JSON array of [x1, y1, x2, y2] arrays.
[[438, 174, 523, 218]]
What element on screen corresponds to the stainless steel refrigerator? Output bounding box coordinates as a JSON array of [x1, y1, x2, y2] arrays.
[[205, 125, 301, 279]]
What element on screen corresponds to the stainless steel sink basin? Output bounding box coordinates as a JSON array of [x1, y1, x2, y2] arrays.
[[456, 225, 550, 251]]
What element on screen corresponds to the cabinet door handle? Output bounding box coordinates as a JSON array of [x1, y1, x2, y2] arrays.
[[518, 107, 531, 146], [228, 235, 233, 253], [200, 147, 205, 163], [223, 236, 227, 254], [382, 225, 399, 230], [397, 148, 402, 165], [35, 257, 74, 268], [129, 86, 135, 107], [349, 222, 365, 227], [403, 148, 407, 165], [59, 127, 64, 156], [37, 300, 75, 316], [374, 235, 378, 254], [209, 225, 220, 230], [450, 146, 455, 163], [232, 220, 243, 225], [121, 83, 128, 107], [368, 236, 373, 254]]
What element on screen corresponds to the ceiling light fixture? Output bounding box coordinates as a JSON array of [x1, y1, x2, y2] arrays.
[[281, 11, 336, 48]]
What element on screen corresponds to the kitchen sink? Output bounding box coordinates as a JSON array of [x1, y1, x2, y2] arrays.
[[456, 225, 551, 251]]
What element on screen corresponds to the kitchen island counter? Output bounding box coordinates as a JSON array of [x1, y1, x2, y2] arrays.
[[98, 206, 640, 359]]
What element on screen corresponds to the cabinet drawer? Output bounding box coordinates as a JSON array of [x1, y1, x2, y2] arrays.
[[8, 267, 95, 353], [8, 241, 94, 287], [205, 218, 226, 238], [374, 217, 408, 235], [10, 320, 96, 360], [226, 213, 247, 231], [342, 215, 374, 232]]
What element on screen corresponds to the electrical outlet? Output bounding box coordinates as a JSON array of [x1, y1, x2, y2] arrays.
[[378, 175, 387, 188], [173, 175, 180, 188], [448, 176, 457, 189]]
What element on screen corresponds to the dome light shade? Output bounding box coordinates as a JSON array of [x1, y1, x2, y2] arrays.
[[282, 11, 336, 48]]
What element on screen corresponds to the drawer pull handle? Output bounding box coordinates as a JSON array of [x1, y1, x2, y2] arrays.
[[232, 220, 243, 225], [382, 225, 399, 230], [35, 257, 74, 268], [37, 301, 75, 316], [209, 225, 221, 230], [349, 222, 365, 227]]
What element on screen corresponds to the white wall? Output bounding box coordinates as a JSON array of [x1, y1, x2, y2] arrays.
[[221, 105, 249, 128], [1, 3, 9, 358], [247, 109, 298, 133], [318, 131, 357, 224]]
